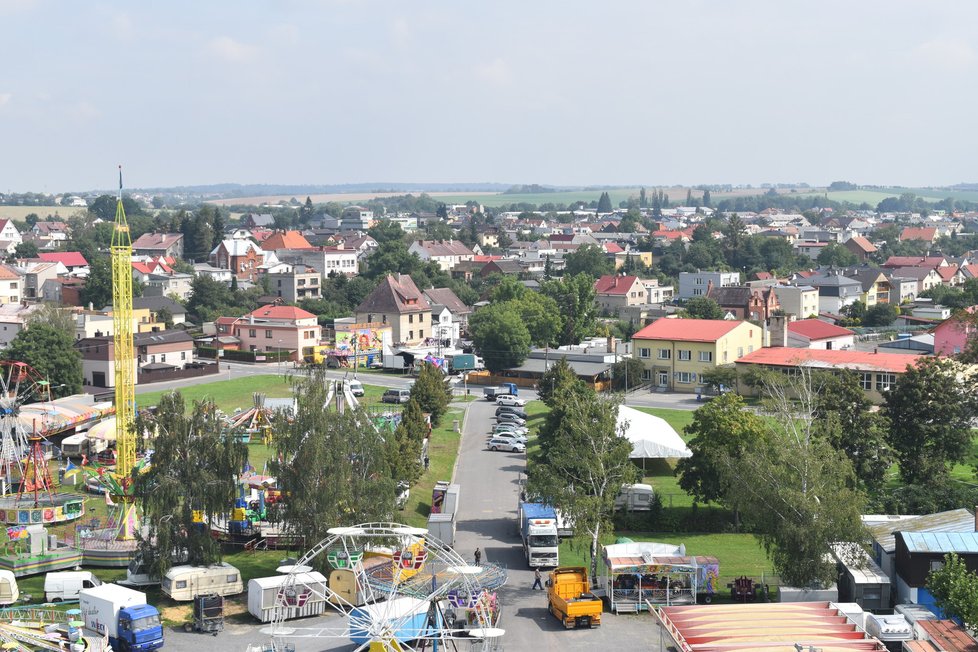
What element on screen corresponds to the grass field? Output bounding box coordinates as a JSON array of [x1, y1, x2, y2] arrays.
[[0, 206, 84, 222], [399, 408, 464, 528]]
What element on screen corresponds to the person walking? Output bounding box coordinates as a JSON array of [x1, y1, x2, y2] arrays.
[[532, 568, 543, 590], [474, 548, 482, 565]]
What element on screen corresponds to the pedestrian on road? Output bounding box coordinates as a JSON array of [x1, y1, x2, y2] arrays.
[[423, 455, 430, 470], [532, 568, 543, 590], [474, 548, 482, 565]]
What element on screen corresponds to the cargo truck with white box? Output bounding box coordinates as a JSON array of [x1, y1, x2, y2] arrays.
[[78, 583, 164, 652]]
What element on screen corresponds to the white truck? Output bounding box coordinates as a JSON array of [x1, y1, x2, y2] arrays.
[[519, 502, 560, 568], [79, 583, 164, 652]]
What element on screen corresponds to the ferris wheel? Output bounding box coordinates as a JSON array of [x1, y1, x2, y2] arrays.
[[264, 523, 505, 652], [0, 362, 47, 490]]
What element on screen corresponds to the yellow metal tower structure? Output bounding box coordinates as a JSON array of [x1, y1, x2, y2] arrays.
[[112, 167, 136, 480]]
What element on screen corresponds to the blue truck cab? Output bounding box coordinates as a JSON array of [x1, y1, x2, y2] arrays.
[[117, 604, 164, 652]]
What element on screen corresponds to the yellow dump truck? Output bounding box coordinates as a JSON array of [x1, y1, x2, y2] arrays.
[[547, 567, 602, 629]]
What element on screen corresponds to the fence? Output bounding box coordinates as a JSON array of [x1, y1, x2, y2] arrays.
[[137, 363, 220, 384], [196, 346, 293, 363]]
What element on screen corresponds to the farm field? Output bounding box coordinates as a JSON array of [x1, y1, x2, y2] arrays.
[[207, 191, 502, 207], [0, 205, 84, 222]]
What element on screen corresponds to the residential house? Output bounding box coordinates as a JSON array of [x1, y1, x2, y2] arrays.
[[193, 263, 233, 284], [781, 318, 856, 350], [0, 303, 41, 348], [344, 234, 379, 259], [843, 267, 891, 306], [895, 531, 978, 608], [209, 239, 265, 281], [771, 285, 819, 319], [706, 285, 780, 322], [613, 250, 654, 270], [594, 275, 647, 313], [803, 273, 864, 313], [899, 226, 938, 243], [132, 233, 184, 259], [264, 263, 321, 302], [242, 213, 275, 228], [76, 336, 137, 388], [844, 236, 877, 262], [260, 230, 312, 252], [277, 244, 358, 277], [133, 329, 195, 369], [0, 220, 22, 253], [133, 296, 187, 326], [340, 206, 373, 230], [41, 277, 84, 305], [38, 251, 88, 275], [131, 257, 174, 284], [478, 230, 500, 249], [882, 255, 947, 270], [886, 274, 919, 304], [632, 318, 762, 392], [423, 287, 472, 337], [936, 264, 967, 287], [794, 241, 829, 261], [678, 271, 740, 299], [215, 305, 321, 359], [0, 265, 21, 304], [890, 266, 943, 296], [865, 508, 975, 583], [735, 348, 924, 403], [354, 274, 432, 346], [933, 308, 976, 356], [144, 271, 194, 301], [15, 261, 62, 301], [30, 221, 69, 244], [408, 240, 476, 272], [641, 279, 674, 304], [479, 259, 522, 277]]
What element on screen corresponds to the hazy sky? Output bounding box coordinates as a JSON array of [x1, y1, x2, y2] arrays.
[[3, 1, 978, 192]]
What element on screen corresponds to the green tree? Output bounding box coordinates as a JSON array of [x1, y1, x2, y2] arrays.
[[528, 390, 637, 579], [134, 393, 247, 578], [863, 303, 898, 327], [272, 373, 396, 564], [563, 244, 613, 279], [13, 242, 38, 258], [813, 371, 891, 493], [676, 393, 767, 518], [386, 398, 426, 487], [410, 362, 452, 427], [816, 242, 858, 267], [702, 188, 712, 207], [699, 366, 738, 394], [682, 297, 724, 320], [610, 357, 644, 391], [469, 304, 531, 372], [538, 357, 582, 408], [927, 553, 978, 631], [512, 293, 561, 348], [5, 315, 82, 398], [596, 192, 613, 213], [884, 357, 978, 486], [722, 370, 867, 587], [541, 274, 598, 345]]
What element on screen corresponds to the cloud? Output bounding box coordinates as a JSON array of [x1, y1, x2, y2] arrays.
[[476, 58, 512, 87], [911, 37, 977, 72], [111, 12, 134, 40], [390, 17, 411, 47], [269, 23, 300, 45], [207, 36, 259, 63], [0, 93, 11, 108], [0, 0, 36, 14], [67, 101, 100, 122]]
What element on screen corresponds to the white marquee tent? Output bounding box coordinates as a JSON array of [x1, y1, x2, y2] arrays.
[[617, 405, 692, 460]]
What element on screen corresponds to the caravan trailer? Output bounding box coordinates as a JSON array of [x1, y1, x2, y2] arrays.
[[247, 571, 328, 622], [161, 563, 244, 601], [0, 571, 18, 605]]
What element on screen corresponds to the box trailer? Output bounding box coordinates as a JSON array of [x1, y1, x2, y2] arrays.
[[426, 512, 456, 548], [161, 563, 244, 602], [247, 571, 328, 623], [79, 584, 164, 652]]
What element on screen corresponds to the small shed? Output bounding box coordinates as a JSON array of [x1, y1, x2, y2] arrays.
[[894, 531, 978, 609], [864, 509, 975, 581], [831, 544, 891, 612]]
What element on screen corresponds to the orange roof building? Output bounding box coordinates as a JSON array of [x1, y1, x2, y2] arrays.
[[261, 230, 313, 251]]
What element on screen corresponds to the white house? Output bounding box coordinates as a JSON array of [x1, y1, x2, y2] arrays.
[[408, 240, 476, 271], [785, 319, 856, 350]]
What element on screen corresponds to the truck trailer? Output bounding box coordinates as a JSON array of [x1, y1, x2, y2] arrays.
[[519, 502, 559, 568], [79, 583, 164, 652], [483, 384, 518, 401], [548, 567, 602, 629]]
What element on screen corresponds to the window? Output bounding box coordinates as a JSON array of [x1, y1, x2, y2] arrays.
[[419, 314, 424, 323], [176, 580, 187, 589], [642, 369, 652, 380], [657, 349, 671, 360], [181, 352, 186, 361], [277, 279, 282, 287], [409, 314, 414, 323], [748, 345, 754, 353], [249, 329, 257, 338], [699, 351, 713, 362], [692, 288, 703, 296], [677, 372, 693, 384], [227, 574, 238, 583], [876, 373, 896, 391], [409, 331, 414, 340], [696, 278, 704, 285], [860, 373, 872, 390], [678, 350, 691, 361], [737, 347, 744, 357], [265, 330, 272, 339], [639, 348, 651, 359]]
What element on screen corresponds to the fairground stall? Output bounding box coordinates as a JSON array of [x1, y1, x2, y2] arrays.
[[598, 542, 719, 613]]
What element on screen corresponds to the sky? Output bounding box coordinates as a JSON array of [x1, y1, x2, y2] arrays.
[[2, 1, 978, 193]]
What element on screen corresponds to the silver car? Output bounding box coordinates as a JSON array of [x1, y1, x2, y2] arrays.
[[487, 437, 526, 453], [486, 431, 527, 445]]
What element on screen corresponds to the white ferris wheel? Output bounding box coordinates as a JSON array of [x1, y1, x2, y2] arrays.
[[262, 523, 506, 652]]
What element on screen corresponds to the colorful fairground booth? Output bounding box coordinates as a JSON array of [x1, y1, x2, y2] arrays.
[[598, 541, 720, 613]]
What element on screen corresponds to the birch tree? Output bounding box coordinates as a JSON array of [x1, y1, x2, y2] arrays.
[[529, 390, 637, 579]]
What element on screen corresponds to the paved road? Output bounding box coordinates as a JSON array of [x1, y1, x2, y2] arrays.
[[453, 398, 668, 650]]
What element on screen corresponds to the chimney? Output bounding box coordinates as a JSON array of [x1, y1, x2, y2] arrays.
[[768, 315, 789, 348], [607, 335, 615, 354]]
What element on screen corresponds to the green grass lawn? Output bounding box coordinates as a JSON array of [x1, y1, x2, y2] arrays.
[[399, 409, 463, 528], [137, 375, 294, 413]]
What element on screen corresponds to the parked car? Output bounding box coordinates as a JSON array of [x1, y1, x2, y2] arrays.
[[487, 438, 526, 453], [493, 423, 528, 436], [348, 380, 365, 397], [495, 413, 527, 426], [495, 395, 526, 407], [381, 389, 411, 404], [487, 431, 527, 445], [495, 407, 528, 419]]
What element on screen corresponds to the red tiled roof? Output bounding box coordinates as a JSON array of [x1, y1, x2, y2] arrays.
[[883, 255, 946, 268], [632, 318, 749, 342], [846, 235, 877, 254], [788, 319, 855, 341], [937, 265, 960, 281], [736, 347, 923, 374], [262, 231, 312, 250], [472, 255, 502, 263], [900, 226, 938, 242], [0, 264, 19, 280], [132, 232, 183, 250], [917, 620, 978, 652], [652, 230, 685, 240], [603, 242, 624, 254], [38, 251, 88, 267], [594, 275, 640, 295], [962, 264, 978, 279], [753, 271, 774, 280], [245, 305, 317, 320]]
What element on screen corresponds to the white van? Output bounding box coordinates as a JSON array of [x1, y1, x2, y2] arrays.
[[348, 380, 365, 397], [0, 570, 18, 605], [161, 563, 244, 601], [44, 571, 101, 602]]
